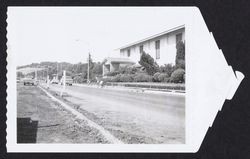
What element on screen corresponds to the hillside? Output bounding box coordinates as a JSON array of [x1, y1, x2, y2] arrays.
[[17, 61, 103, 82]]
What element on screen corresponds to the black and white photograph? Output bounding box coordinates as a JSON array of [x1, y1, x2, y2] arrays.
[[9, 7, 186, 145], [6, 6, 246, 153], [2, 1, 250, 158]]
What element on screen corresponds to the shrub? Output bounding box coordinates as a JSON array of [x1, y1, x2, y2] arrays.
[[158, 73, 169, 82], [118, 66, 127, 74], [163, 77, 171, 83], [153, 72, 161, 82], [139, 52, 159, 75], [160, 64, 175, 77], [170, 68, 185, 83], [101, 77, 112, 82], [119, 66, 138, 74], [134, 73, 153, 82], [73, 76, 87, 83], [119, 74, 134, 82], [105, 71, 119, 76], [111, 74, 121, 82]]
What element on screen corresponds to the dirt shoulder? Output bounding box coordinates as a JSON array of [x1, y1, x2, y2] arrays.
[[17, 83, 108, 143]]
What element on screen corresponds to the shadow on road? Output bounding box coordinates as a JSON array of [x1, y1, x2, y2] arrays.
[[17, 117, 38, 143]]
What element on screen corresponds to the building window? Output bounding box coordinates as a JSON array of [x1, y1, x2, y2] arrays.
[[176, 33, 182, 44], [127, 49, 130, 57], [155, 40, 160, 59], [139, 45, 143, 54]]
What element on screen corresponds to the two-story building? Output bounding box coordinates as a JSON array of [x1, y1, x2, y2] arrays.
[[103, 25, 185, 76]]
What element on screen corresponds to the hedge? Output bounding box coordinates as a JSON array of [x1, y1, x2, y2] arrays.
[[101, 69, 185, 83], [104, 71, 120, 76], [119, 74, 134, 82], [119, 66, 137, 74], [158, 73, 169, 82], [153, 72, 169, 82], [111, 74, 122, 82], [170, 68, 185, 83], [159, 64, 175, 76], [133, 73, 153, 82], [153, 72, 161, 82]]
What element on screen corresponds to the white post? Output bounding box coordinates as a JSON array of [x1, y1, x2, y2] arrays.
[[60, 70, 66, 97]]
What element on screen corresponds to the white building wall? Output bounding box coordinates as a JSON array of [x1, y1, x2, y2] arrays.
[[120, 28, 185, 66], [130, 46, 140, 63]]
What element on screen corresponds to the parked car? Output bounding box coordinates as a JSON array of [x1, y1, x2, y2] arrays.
[[60, 76, 73, 86], [23, 77, 37, 86]]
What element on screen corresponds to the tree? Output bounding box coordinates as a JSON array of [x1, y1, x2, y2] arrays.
[[139, 51, 159, 75], [87, 54, 95, 80], [17, 71, 24, 78], [175, 41, 185, 69], [92, 62, 103, 75]]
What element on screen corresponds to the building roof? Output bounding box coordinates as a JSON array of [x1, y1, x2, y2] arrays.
[[118, 24, 185, 50], [103, 57, 135, 64]]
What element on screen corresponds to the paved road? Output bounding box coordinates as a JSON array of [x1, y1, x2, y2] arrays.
[[44, 83, 185, 144]]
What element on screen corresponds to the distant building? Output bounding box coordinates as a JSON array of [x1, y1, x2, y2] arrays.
[[102, 57, 135, 76], [103, 25, 185, 76]]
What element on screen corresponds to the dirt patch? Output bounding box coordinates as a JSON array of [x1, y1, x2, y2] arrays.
[[17, 84, 108, 143]]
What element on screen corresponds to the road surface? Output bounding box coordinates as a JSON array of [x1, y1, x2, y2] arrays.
[[44, 83, 185, 144]]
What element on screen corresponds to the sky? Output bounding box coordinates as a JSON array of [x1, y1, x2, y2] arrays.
[[7, 7, 189, 66]]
